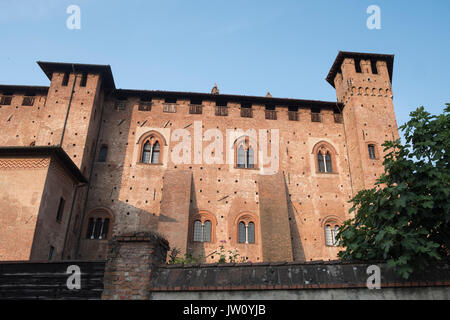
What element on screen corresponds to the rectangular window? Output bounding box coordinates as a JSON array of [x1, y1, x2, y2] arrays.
[[311, 108, 322, 122], [189, 104, 203, 114], [240, 104, 253, 118], [334, 113, 343, 123], [22, 96, 35, 106], [138, 101, 152, 111], [80, 72, 88, 87], [98, 145, 108, 162], [288, 106, 299, 121], [265, 110, 277, 120], [0, 95, 12, 105], [215, 106, 228, 116], [48, 246, 55, 261], [56, 197, 65, 222], [115, 100, 126, 111], [368, 145, 376, 159], [163, 103, 177, 113]]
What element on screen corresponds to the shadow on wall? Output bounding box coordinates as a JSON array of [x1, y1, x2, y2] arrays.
[[186, 176, 206, 262], [284, 174, 306, 262]]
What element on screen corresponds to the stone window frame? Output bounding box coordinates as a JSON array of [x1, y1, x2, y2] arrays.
[[83, 207, 114, 241], [321, 215, 342, 247], [234, 212, 259, 245], [190, 210, 217, 244], [137, 130, 167, 165], [233, 136, 258, 170], [312, 141, 338, 174]]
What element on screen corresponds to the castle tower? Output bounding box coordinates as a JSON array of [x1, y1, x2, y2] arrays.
[[326, 52, 400, 193], [35, 62, 115, 176]]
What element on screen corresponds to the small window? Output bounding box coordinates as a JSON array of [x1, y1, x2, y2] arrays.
[[22, 95, 35, 106], [80, 72, 88, 87], [62, 72, 70, 86], [193, 220, 203, 242], [98, 145, 108, 162], [56, 197, 65, 222], [368, 144, 376, 159], [0, 94, 12, 105], [311, 108, 322, 122], [48, 246, 55, 261], [86, 217, 110, 240]]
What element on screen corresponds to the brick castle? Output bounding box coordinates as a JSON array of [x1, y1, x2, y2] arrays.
[[0, 51, 398, 263]]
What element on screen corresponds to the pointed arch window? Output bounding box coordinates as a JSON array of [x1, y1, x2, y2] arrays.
[[235, 137, 256, 169], [141, 139, 161, 164], [314, 142, 337, 174]]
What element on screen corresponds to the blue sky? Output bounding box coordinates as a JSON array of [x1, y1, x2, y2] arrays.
[[0, 0, 449, 128]]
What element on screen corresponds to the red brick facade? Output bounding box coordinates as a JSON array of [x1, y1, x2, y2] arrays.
[[0, 52, 399, 263]]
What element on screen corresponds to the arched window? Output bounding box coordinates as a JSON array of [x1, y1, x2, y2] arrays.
[[238, 222, 246, 243], [151, 141, 160, 164], [193, 220, 212, 243], [193, 220, 203, 242], [237, 146, 245, 168], [248, 222, 255, 244], [325, 223, 340, 246], [142, 140, 160, 164], [84, 208, 113, 240], [313, 142, 337, 174], [318, 152, 325, 172], [235, 137, 256, 169], [142, 141, 151, 163], [238, 220, 256, 244], [325, 152, 332, 172], [86, 217, 111, 240], [138, 131, 166, 165]]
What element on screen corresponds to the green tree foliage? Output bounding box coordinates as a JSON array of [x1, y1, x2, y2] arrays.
[[338, 104, 450, 278]]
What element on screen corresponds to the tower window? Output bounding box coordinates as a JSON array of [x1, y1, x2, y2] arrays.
[[98, 145, 108, 162], [368, 144, 376, 159], [354, 58, 362, 73], [142, 140, 160, 164], [56, 197, 65, 222], [48, 246, 55, 261]]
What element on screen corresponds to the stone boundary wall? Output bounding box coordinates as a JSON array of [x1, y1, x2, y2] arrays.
[[150, 260, 450, 292]]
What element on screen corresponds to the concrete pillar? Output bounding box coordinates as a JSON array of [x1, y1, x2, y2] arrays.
[[101, 231, 169, 300]]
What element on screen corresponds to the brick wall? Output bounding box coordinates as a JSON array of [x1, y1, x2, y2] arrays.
[[101, 232, 169, 300]]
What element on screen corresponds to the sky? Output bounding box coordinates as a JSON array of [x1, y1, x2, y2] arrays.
[[0, 0, 449, 129]]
